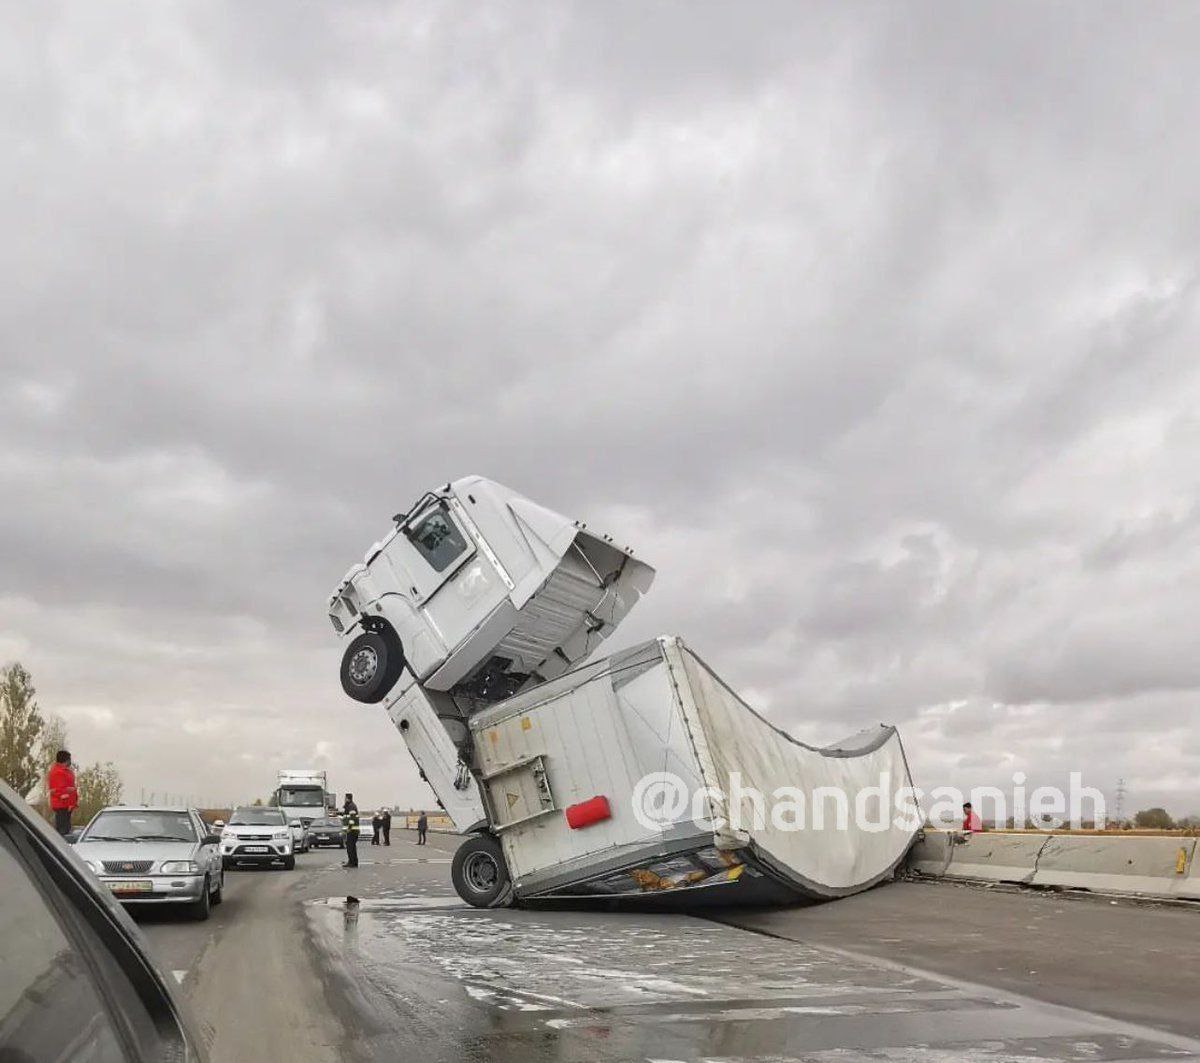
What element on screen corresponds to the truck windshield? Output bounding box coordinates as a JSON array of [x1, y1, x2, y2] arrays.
[[409, 510, 467, 572], [277, 787, 324, 808]]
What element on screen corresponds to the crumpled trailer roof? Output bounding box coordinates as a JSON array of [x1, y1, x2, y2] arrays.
[[470, 637, 919, 904]]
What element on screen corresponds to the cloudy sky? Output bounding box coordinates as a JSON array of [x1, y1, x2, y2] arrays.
[[3, 3, 1199, 817]]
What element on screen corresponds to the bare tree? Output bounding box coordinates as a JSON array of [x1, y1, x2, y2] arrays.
[[75, 762, 124, 824], [0, 663, 44, 799]]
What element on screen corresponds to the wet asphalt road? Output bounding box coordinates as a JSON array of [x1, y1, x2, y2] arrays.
[[131, 832, 1200, 1063]]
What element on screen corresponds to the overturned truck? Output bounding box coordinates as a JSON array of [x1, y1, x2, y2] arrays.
[[328, 476, 919, 907]]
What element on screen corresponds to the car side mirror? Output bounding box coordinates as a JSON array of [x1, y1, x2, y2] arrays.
[[203, 834, 222, 846]]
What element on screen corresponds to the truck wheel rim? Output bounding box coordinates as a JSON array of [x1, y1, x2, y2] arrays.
[[348, 646, 379, 685], [463, 851, 499, 893]]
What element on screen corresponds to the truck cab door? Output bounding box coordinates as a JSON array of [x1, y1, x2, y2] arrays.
[[403, 501, 476, 602], [400, 501, 507, 668]]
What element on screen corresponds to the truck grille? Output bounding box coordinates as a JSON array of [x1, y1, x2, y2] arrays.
[[102, 860, 153, 874]]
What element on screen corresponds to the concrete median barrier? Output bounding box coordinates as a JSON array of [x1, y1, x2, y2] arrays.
[[940, 832, 1049, 884], [906, 831, 955, 877], [1030, 835, 1197, 898], [1185, 846, 1200, 901], [906, 831, 1200, 900]]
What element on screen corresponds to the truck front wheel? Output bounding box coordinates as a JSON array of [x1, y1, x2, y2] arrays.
[[451, 834, 512, 908], [340, 629, 405, 703]]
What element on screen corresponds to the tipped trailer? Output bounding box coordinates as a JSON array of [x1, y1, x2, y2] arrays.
[[328, 476, 919, 907]]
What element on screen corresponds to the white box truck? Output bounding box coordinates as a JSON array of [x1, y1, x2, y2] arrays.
[[328, 476, 919, 907], [272, 770, 332, 852]]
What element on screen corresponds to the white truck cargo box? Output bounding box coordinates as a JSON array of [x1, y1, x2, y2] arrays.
[[469, 637, 919, 903]]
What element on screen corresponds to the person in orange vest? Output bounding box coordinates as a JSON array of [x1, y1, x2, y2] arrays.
[[47, 750, 79, 836]]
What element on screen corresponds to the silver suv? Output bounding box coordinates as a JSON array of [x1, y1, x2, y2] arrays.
[[219, 806, 295, 870]]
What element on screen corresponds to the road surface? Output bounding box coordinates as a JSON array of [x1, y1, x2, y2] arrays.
[[130, 831, 1200, 1062]]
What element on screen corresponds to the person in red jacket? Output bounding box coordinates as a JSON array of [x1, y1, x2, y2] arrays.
[[47, 750, 78, 836], [961, 801, 983, 835]]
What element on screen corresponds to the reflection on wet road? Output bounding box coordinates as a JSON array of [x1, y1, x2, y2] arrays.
[[307, 893, 1200, 1063]]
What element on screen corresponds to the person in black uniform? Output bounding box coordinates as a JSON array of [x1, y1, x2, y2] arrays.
[[370, 809, 382, 845], [341, 794, 360, 868], [417, 811, 428, 845], [381, 808, 392, 846]]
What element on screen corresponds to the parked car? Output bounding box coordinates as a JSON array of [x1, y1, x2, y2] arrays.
[[287, 818, 311, 854], [219, 806, 295, 869], [0, 779, 207, 1060], [305, 816, 345, 848], [76, 806, 224, 921]]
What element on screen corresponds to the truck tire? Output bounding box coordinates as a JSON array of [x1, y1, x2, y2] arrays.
[[340, 629, 405, 703], [451, 834, 512, 908]]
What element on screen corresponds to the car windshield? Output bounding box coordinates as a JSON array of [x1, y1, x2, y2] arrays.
[[277, 787, 324, 807], [229, 808, 285, 825], [314, 818, 340, 827], [84, 810, 196, 843]]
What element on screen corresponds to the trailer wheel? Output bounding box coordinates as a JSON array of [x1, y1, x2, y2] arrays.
[[340, 629, 405, 703], [451, 834, 512, 908]]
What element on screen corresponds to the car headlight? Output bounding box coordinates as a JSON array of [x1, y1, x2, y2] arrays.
[[160, 860, 200, 874], [85, 859, 103, 874], [221, 829, 236, 840], [273, 830, 290, 840]]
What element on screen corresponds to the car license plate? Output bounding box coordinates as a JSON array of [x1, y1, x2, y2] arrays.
[[244, 845, 269, 853], [106, 880, 152, 894]]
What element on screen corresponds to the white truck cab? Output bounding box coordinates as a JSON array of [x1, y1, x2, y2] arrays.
[[328, 476, 654, 835], [329, 476, 654, 710]]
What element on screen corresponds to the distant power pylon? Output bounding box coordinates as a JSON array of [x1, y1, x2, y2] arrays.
[[1115, 777, 1127, 824]]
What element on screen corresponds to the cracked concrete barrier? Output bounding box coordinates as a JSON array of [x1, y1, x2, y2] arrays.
[[940, 832, 1049, 884], [906, 831, 955, 877], [1030, 835, 1198, 898]]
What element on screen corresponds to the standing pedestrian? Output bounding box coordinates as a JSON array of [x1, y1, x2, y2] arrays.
[[371, 809, 382, 845], [381, 808, 392, 846], [961, 801, 983, 835], [417, 810, 428, 845], [47, 750, 78, 837], [341, 793, 360, 868]]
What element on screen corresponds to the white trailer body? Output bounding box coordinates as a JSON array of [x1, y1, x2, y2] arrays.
[[468, 637, 919, 903]]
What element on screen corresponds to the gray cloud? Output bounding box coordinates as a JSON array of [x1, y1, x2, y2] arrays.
[[2, 2, 1199, 816]]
